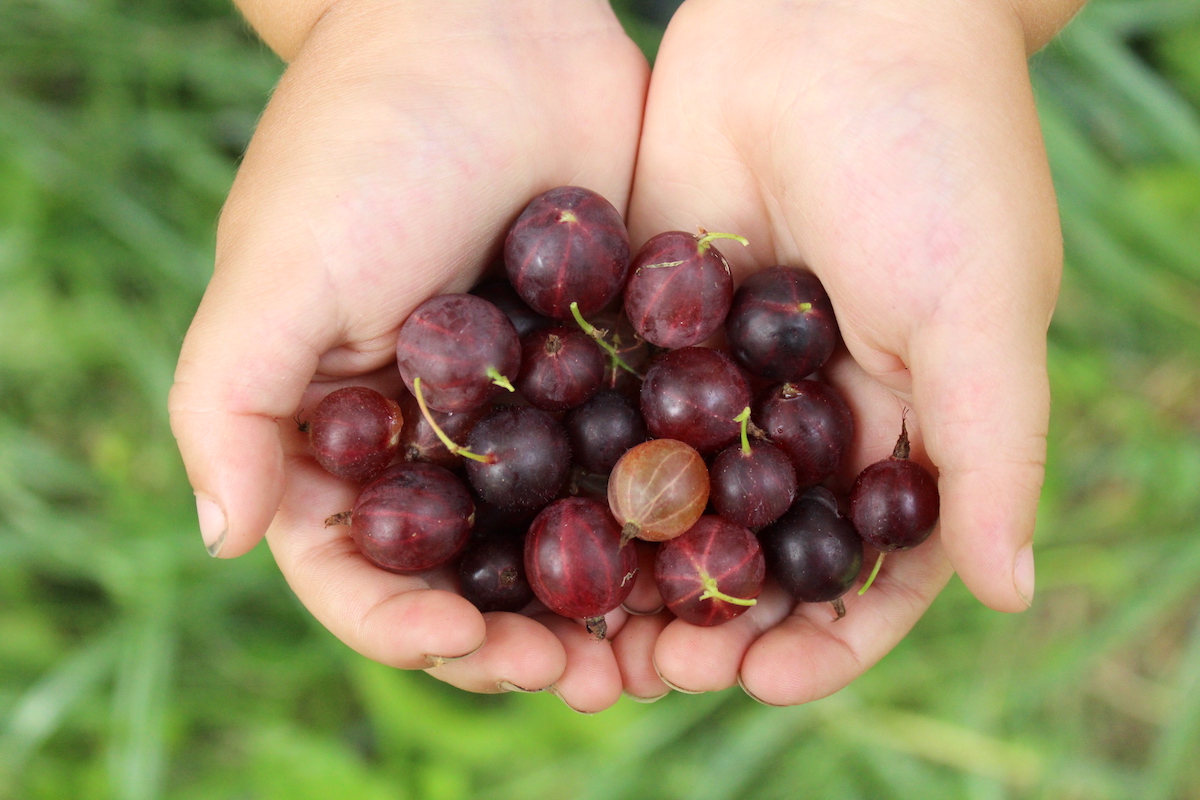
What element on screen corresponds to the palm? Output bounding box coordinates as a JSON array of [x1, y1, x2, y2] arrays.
[[614, 0, 1060, 704], [170, 4, 649, 710]]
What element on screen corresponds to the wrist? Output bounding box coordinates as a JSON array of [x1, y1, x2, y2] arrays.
[[673, 0, 1086, 57], [237, 0, 623, 62]]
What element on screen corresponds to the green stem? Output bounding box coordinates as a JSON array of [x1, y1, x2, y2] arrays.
[[697, 571, 758, 607], [412, 377, 493, 464], [569, 302, 642, 378], [858, 552, 886, 596], [696, 230, 750, 253], [734, 406, 752, 455], [486, 366, 515, 393]]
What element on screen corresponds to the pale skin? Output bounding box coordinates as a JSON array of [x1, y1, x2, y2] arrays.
[[169, 0, 1085, 711]]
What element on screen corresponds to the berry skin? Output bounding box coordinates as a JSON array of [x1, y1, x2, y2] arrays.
[[307, 386, 403, 483], [754, 381, 853, 487], [515, 327, 605, 412], [759, 487, 863, 604], [504, 186, 631, 320], [623, 230, 739, 349], [524, 497, 638, 639], [608, 438, 709, 543], [849, 422, 939, 552], [348, 462, 475, 573], [397, 391, 489, 470], [464, 406, 572, 510], [640, 347, 752, 455], [458, 531, 535, 613], [395, 294, 521, 413], [710, 439, 797, 528], [563, 389, 647, 475], [726, 266, 838, 382], [654, 516, 765, 626]]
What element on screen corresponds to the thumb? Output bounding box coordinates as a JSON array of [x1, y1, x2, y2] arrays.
[[168, 226, 333, 558], [909, 314, 1051, 612]]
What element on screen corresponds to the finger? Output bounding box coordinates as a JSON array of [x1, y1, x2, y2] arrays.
[[266, 456, 487, 668], [425, 612, 566, 693], [739, 534, 953, 707], [610, 610, 673, 701], [910, 316, 1050, 612], [535, 613, 625, 714], [652, 583, 794, 694]]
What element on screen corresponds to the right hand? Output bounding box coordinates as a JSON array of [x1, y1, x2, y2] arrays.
[[168, 0, 649, 713]]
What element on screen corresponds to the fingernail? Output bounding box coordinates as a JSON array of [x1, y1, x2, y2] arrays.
[[1014, 544, 1035, 609], [498, 680, 543, 694], [652, 663, 704, 695], [737, 674, 786, 707], [621, 602, 666, 616], [622, 690, 669, 704], [196, 493, 227, 557], [546, 685, 595, 715], [423, 638, 486, 668]]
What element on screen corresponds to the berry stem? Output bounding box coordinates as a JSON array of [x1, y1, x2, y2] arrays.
[[858, 551, 886, 596], [486, 366, 515, 393], [570, 302, 642, 378], [585, 615, 608, 640], [619, 521, 640, 547], [893, 416, 911, 460], [412, 377, 494, 464], [697, 571, 758, 607], [734, 406, 752, 455], [831, 597, 847, 619], [695, 229, 750, 254]]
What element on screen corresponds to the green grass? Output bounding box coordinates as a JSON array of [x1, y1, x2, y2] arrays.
[[3, 1, 1200, 798]]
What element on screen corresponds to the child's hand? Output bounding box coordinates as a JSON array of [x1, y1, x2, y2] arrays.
[[613, 0, 1067, 705], [168, 0, 649, 712]]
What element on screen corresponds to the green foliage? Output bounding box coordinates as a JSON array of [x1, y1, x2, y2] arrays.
[[2, 1, 1200, 798]]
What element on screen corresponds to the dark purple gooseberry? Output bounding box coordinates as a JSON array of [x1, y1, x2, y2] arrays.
[[710, 439, 798, 528], [654, 516, 765, 627], [395, 294, 521, 413], [397, 391, 489, 470], [347, 462, 474, 573], [470, 278, 552, 339], [515, 327, 605, 411], [641, 347, 752, 454], [471, 502, 539, 538], [458, 531, 535, 613], [849, 423, 940, 552], [563, 390, 647, 475], [758, 487, 863, 610], [504, 186, 631, 320], [726, 266, 839, 382], [623, 230, 739, 349], [754, 380, 853, 487], [464, 405, 572, 510], [307, 386, 404, 483], [524, 497, 638, 639]]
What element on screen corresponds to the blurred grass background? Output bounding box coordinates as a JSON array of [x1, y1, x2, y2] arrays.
[[2, 0, 1200, 798]]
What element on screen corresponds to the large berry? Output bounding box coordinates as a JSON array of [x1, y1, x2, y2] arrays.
[[726, 266, 838, 381], [623, 230, 738, 349], [504, 186, 630, 319], [395, 294, 520, 413]]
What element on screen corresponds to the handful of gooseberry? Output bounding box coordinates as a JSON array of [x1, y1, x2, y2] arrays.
[[303, 185, 940, 642]]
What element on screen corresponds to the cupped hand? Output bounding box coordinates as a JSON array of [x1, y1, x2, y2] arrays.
[[614, 0, 1062, 705], [168, 0, 648, 712]]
